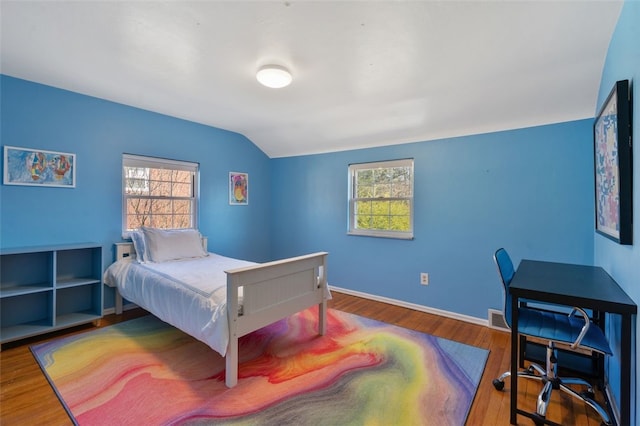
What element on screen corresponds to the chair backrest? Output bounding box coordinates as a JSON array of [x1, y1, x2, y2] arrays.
[[494, 248, 515, 328]]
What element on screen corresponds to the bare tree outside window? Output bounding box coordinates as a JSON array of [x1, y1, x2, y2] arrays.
[[123, 155, 198, 235]]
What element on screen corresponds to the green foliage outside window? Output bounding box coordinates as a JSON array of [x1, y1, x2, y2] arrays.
[[349, 160, 413, 238]]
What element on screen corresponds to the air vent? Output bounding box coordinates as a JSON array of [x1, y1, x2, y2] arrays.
[[488, 309, 509, 331]]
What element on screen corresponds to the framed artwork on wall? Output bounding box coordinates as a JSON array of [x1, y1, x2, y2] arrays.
[[3, 146, 76, 188], [229, 172, 248, 205], [593, 79, 633, 245]]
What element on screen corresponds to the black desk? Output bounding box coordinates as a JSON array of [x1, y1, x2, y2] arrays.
[[509, 260, 637, 425]]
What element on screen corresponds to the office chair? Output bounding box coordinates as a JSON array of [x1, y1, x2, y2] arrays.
[[491, 248, 612, 426]]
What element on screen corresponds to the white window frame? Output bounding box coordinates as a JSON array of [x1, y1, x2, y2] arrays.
[[122, 154, 199, 237], [348, 159, 414, 240]]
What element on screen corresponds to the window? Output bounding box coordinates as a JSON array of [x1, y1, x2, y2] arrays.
[[348, 159, 414, 239], [122, 154, 199, 236]]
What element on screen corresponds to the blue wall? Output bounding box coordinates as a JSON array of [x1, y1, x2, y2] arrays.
[[271, 120, 594, 319], [1, 75, 597, 320], [1, 75, 273, 305], [594, 0, 640, 422], [2, 2, 636, 414]]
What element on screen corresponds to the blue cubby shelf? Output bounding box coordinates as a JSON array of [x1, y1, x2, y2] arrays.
[[0, 243, 103, 345]]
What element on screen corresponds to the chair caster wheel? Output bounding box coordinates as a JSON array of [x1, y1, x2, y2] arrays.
[[492, 379, 505, 391], [580, 390, 595, 399]]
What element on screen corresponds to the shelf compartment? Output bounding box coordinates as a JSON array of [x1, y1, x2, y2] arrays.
[[56, 284, 103, 322], [1, 291, 54, 342], [0, 251, 53, 293], [0, 321, 56, 343], [56, 247, 102, 284]]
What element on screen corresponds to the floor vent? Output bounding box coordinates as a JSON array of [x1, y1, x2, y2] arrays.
[[488, 309, 509, 331]]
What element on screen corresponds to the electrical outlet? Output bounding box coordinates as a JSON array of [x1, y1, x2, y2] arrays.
[[420, 273, 429, 285]]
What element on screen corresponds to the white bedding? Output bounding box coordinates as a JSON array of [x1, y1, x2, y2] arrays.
[[103, 253, 255, 356]]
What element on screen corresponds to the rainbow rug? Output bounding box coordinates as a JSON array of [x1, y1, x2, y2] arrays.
[[31, 309, 488, 425]]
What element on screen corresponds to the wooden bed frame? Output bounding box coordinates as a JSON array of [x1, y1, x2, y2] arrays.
[[107, 242, 329, 387]]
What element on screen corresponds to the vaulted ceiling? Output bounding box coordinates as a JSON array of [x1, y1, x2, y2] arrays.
[[1, 1, 623, 158]]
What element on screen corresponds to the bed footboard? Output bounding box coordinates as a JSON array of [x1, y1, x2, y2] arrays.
[[224, 251, 329, 387]]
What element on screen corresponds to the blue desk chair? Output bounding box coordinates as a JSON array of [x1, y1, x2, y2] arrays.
[[492, 248, 612, 426]]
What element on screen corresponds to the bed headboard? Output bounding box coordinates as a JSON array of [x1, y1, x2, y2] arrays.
[[114, 236, 209, 261]]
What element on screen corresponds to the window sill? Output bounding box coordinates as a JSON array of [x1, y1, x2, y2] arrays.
[[347, 231, 414, 240]]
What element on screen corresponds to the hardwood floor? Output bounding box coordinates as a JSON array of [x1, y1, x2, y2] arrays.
[[1, 291, 608, 425]]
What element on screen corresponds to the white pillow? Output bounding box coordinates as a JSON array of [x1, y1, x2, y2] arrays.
[[130, 230, 147, 263], [141, 227, 207, 262]]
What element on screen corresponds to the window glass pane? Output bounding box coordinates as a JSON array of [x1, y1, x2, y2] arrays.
[[123, 155, 198, 234], [392, 185, 411, 197], [373, 168, 390, 184], [125, 180, 149, 195], [371, 200, 389, 215], [390, 215, 409, 230], [356, 169, 373, 185], [371, 215, 390, 230], [149, 176, 171, 196], [127, 198, 152, 219], [149, 215, 169, 228], [173, 200, 192, 215], [390, 200, 410, 216], [356, 184, 373, 198], [154, 199, 171, 212], [354, 200, 371, 215], [173, 182, 192, 197], [355, 214, 371, 229], [173, 215, 191, 228], [348, 159, 413, 239], [373, 183, 391, 198], [124, 168, 149, 195]]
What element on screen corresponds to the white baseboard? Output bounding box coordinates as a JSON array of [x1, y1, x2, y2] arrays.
[[106, 289, 488, 328], [329, 285, 489, 328]]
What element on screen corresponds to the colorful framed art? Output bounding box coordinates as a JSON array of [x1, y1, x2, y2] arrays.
[[3, 146, 76, 188], [593, 79, 633, 245], [229, 172, 248, 205]]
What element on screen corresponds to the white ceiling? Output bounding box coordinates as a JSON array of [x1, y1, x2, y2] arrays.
[[1, 1, 623, 158]]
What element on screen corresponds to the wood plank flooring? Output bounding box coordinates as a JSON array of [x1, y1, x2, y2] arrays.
[[1, 291, 608, 425]]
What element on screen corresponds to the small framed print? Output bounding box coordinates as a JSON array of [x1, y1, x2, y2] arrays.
[[4, 146, 76, 188], [229, 172, 248, 205]]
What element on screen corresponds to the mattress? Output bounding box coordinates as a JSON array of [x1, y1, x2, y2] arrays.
[[103, 253, 255, 356]]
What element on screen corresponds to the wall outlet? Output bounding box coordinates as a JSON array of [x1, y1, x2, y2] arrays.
[[420, 273, 429, 285]]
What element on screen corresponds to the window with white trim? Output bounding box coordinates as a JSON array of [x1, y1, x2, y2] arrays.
[[122, 154, 199, 236], [348, 159, 414, 239]]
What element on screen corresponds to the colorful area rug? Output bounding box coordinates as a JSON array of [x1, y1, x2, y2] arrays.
[[32, 309, 488, 425]]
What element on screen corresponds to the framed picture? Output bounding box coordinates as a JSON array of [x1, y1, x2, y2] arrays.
[[593, 79, 633, 245], [229, 172, 248, 205], [3, 146, 76, 188]]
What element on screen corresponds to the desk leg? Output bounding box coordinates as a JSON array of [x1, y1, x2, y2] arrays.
[[510, 295, 519, 425], [596, 310, 606, 380], [620, 313, 631, 426]]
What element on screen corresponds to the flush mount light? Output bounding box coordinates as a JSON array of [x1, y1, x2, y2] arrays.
[[256, 65, 292, 88]]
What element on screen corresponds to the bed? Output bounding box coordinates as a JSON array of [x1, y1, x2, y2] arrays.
[[103, 227, 329, 388]]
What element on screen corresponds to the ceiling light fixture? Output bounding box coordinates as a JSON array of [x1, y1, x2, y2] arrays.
[[256, 65, 292, 88]]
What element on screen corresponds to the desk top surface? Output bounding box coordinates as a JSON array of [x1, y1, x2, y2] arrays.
[[510, 259, 637, 314]]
